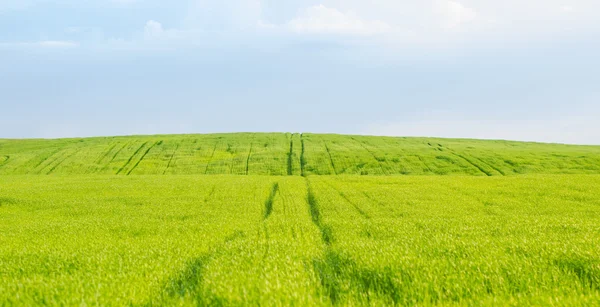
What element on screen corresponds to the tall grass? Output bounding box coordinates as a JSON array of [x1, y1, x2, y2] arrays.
[[1, 175, 599, 305]]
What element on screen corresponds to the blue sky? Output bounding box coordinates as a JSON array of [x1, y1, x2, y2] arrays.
[[1, 0, 599, 144]]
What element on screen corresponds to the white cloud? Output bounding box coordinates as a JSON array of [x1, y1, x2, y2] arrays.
[[144, 20, 164, 38], [140, 20, 197, 44], [435, 0, 478, 29], [19, 0, 594, 51], [287, 4, 394, 35], [184, 0, 264, 29], [561, 5, 575, 12], [38, 40, 79, 47]]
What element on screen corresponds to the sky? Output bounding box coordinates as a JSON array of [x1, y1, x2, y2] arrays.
[[1, 0, 599, 144]]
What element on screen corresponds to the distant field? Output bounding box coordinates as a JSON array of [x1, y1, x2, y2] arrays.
[[1, 175, 599, 305], [1, 133, 600, 175], [1, 133, 599, 305]]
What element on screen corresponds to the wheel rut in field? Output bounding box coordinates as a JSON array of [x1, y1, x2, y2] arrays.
[[0, 156, 9, 168], [449, 151, 493, 176], [95, 143, 117, 164], [323, 142, 338, 175], [259, 181, 280, 266], [46, 149, 79, 174], [417, 156, 434, 173], [554, 257, 600, 291], [163, 142, 180, 175], [162, 254, 211, 299], [306, 178, 333, 245], [245, 137, 255, 175], [108, 143, 128, 163], [287, 134, 294, 176], [263, 182, 279, 220], [476, 157, 506, 176], [34, 148, 74, 174], [116, 142, 149, 175], [204, 141, 219, 174], [323, 180, 370, 219], [203, 185, 217, 203], [31, 147, 65, 173], [0, 197, 18, 207], [150, 231, 245, 305], [100, 142, 129, 172], [300, 134, 307, 176], [359, 192, 399, 217], [313, 250, 406, 305], [350, 137, 388, 175], [306, 178, 405, 305], [126, 141, 161, 175]]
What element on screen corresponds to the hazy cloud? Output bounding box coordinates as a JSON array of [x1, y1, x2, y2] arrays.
[[144, 20, 164, 38], [287, 5, 394, 35], [184, 0, 264, 29], [436, 0, 478, 29], [0, 40, 79, 48], [364, 115, 600, 145], [5, 0, 598, 49]]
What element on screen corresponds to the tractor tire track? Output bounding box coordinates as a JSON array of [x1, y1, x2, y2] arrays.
[[307, 178, 402, 305], [262, 224, 271, 261], [300, 134, 306, 177], [451, 152, 493, 176], [100, 142, 129, 173], [361, 192, 394, 210], [227, 143, 236, 174], [34, 150, 66, 174], [31, 147, 65, 173], [203, 185, 217, 203], [107, 143, 128, 164], [95, 143, 118, 164], [46, 149, 80, 175], [263, 183, 279, 220], [116, 142, 149, 175], [350, 137, 388, 175], [306, 178, 333, 245], [149, 231, 245, 305], [306, 176, 338, 304], [417, 156, 434, 173], [313, 251, 405, 306], [287, 134, 294, 176], [475, 157, 506, 176], [260, 181, 279, 263], [163, 142, 180, 175], [322, 180, 370, 219], [204, 141, 220, 175], [36, 140, 87, 174], [126, 141, 161, 175], [323, 142, 338, 175], [245, 135, 255, 175], [0, 156, 9, 169]]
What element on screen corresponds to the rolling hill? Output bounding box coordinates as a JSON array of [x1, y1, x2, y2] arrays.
[[2, 133, 600, 305], [1, 133, 600, 176]]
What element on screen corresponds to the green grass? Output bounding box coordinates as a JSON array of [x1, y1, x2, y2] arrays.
[[1, 175, 599, 305], [1, 133, 600, 305], [1, 133, 600, 176]]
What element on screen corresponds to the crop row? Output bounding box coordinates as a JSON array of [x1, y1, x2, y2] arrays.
[[1, 175, 599, 305], [1, 133, 600, 175]]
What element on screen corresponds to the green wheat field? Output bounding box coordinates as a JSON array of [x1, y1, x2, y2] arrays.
[[1, 133, 600, 306]]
